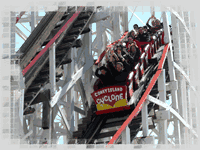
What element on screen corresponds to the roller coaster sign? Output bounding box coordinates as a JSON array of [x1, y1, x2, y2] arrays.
[[91, 86, 130, 114]]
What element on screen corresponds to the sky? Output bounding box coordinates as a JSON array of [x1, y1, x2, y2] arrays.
[[15, 7, 171, 50], [15, 7, 173, 144]]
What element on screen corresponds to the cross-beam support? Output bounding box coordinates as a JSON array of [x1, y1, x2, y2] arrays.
[[158, 69, 168, 144], [146, 95, 198, 138], [163, 11, 181, 144], [49, 57, 93, 108]]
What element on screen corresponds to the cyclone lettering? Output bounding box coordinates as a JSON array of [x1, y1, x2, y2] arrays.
[[96, 93, 124, 104]]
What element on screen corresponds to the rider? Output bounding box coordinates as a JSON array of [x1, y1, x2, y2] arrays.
[[146, 15, 163, 34], [107, 53, 131, 86], [137, 27, 151, 42], [95, 65, 114, 88], [128, 41, 141, 66]]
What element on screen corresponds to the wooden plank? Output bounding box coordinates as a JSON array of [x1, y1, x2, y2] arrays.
[[21, 130, 33, 141], [89, 12, 110, 24], [57, 103, 72, 138], [105, 115, 129, 124], [58, 100, 85, 115], [76, 78, 89, 112], [74, 106, 86, 115], [96, 130, 116, 139]]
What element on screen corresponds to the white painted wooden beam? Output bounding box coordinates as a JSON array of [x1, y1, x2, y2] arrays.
[[21, 130, 33, 141], [89, 12, 110, 24], [57, 103, 72, 138], [121, 126, 130, 144], [49, 57, 93, 108], [166, 7, 197, 48], [158, 69, 168, 144], [55, 126, 68, 135], [102, 19, 112, 30], [147, 95, 198, 138], [173, 62, 198, 93], [142, 100, 149, 137], [152, 128, 175, 145], [16, 27, 27, 41], [17, 16, 43, 23], [58, 98, 86, 115], [163, 10, 181, 144], [128, 7, 145, 26]]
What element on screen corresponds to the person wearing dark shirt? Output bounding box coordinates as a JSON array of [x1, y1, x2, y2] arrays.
[[95, 65, 114, 87], [128, 42, 141, 65], [128, 30, 137, 40], [108, 56, 131, 86], [143, 25, 152, 34], [116, 45, 125, 56], [137, 27, 151, 42], [110, 48, 119, 65], [126, 37, 134, 49], [133, 24, 139, 33], [122, 43, 135, 69], [115, 46, 128, 63]]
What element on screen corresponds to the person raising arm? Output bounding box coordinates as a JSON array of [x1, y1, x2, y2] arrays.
[[146, 15, 156, 29]]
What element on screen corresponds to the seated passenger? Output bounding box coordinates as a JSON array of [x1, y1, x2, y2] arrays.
[[93, 78, 104, 91], [155, 19, 163, 28], [110, 48, 119, 64], [95, 65, 114, 88], [137, 27, 151, 42], [115, 46, 126, 61], [128, 30, 137, 40], [128, 41, 141, 65], [122, 43, 135, 69], [133, 24, 139, 33], [105, 48, 119, 67], [108, 56, 131, 85], [146, 15, 163, 34], [143, 25, 157, 41], [143, 25, 152, 34], [126, 37, 134, 49]]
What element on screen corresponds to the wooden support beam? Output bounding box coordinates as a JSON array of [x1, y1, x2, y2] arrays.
[[75, 78, 89, 113], [21, 130, 33, 141], [17, 16, 44, 23], [57, 103, 72, 138], [58, 100, 86, 115], [16, 26, 27, 40], [54, 126, 68, 135], [42, 101, 50, 129], [102, 19, 113, 30], [33, 118, 42, 127], [49, 57, 93, 108], [74, 106, 86, 115], [89, 12, 110, 24], [147, 95, 198, 138]]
